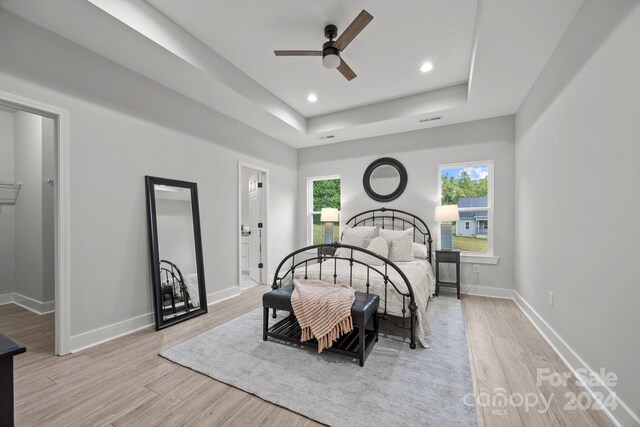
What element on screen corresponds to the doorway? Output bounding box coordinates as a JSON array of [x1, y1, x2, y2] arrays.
[[0, 90, 70, 355], [238, 162, 268, 289], [0, 105, 56, 355]]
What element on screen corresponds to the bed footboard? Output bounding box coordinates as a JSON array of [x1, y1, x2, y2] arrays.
[[272, 243, 419, 349]]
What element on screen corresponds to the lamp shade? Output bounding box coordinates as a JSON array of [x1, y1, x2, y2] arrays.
[[320, 208, 339, 222], [435, 205, 459, 222]]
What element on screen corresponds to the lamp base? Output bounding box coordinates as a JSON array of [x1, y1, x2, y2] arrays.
[[324, 222, 334, 244], [441, 223, 453, 250]]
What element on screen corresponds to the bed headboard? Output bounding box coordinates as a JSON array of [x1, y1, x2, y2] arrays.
[[344, 207, 433, 263]]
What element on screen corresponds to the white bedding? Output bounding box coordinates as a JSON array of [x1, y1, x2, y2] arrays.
[[293, 258, 435, 347], [183, 273, 200, 307]]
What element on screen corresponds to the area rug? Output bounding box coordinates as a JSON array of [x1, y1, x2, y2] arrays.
[[160, 295, 476, 427]]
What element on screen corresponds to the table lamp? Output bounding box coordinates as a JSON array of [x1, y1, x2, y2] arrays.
[[320, 208, 339, 244], [435, 205, 459, 250]]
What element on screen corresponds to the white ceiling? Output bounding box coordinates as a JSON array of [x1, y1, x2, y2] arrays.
[[0, 0, 585, 148], [147, 0, 477, 117]]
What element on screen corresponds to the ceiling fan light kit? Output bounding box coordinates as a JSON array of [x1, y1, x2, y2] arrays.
[[274, 10, 373, 81]]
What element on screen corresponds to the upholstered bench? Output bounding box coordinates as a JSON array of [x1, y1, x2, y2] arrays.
[[262, 284, 379, 366]]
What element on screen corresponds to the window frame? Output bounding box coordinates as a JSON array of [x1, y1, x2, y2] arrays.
[[437, 161, 494, 256], [307, 175, 341, 245]]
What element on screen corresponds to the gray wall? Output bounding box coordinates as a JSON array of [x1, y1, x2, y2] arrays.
[[240, 167, 252, 228], [297, 116, 515, 291], [0, 109, 15, 295], [0, 12, 297, 344], [14, 111, 45, 302], [12, 111, 55, 304], [515, 0, 640, 422], [41, 117, 55, 302]]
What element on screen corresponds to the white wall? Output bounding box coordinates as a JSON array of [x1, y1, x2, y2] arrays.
[[11, 111, 55, 308], [297, 116, 515, 292], [515, 1, 640, 424], [14, 111, 45, 302], [0, 11, 297, 348], [0, 109, 15, 295], [240, 167, 252, 228], [41, 117, 55, 302]]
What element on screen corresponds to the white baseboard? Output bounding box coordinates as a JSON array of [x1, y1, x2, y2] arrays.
[[0, 293, 54, 314], [514, 292, 639, 427], [69, 286, 244, 353], [463, 284, 514, 299], [208, 286, 242, 305], [439, 284, 515, 299], [69, 311, 154, 353], [13, 293, 55, 314], [0, 293, 14, 305]]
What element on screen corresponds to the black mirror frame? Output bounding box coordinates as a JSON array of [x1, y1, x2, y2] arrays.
[[363, 157, 408, 202], [145, 176, 208, 330]]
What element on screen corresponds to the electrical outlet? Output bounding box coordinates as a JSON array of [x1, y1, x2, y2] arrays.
[[548, 291, 554, 307], [473, 264, 480, 273]]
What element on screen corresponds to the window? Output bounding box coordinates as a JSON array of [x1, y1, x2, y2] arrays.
[[438, 162, 493, 254], [308, 176, 341, 244]]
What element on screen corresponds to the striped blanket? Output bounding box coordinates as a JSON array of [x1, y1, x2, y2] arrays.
[[291, 279, 356, 353]]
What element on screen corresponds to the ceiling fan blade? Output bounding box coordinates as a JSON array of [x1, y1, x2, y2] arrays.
[[274, 50, 323, 56], [333, 10, 373, 52], [337, 59, 357, 81]]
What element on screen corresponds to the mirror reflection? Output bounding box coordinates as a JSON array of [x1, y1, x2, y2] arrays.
[[369, 164, 401, 196], [154, 184, 201, 320]]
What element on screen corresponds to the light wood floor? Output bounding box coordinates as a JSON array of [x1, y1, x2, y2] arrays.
[[1, 289, 613, 426], [463, 296, 612, 427]]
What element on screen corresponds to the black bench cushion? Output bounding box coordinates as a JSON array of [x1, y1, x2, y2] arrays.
[[263, 284, 380, 326]]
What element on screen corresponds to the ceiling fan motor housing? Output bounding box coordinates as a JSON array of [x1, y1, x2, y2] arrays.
[[322, 41, 340, 69], [322, 41, 339, 57], [324, 24, 338, 40]]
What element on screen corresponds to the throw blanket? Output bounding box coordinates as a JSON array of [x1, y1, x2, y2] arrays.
[[291, 279, 356, 353]]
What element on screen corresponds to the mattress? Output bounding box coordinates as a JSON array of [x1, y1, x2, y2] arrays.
[[293, 258, 435, 347]]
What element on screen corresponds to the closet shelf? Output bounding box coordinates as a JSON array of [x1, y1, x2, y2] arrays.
[[0, 181, 21, 204]]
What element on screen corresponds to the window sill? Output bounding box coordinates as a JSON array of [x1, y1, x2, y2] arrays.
[[461, 254, 500, 265]]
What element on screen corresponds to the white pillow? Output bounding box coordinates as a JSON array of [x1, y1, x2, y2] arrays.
[[335, 226, 378, 257], [354, 237, 388, 266], [344, 226, 377, 239], [341, 229, 366, 247], [412, 242, 428, 260], [379, 228, 414, 262]]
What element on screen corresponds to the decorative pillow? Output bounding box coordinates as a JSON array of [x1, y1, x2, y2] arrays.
[[379, 228, 414, 262], [335, 226, 378, 257], [354, 237, 388, 266], [412, 242, 428, 260]]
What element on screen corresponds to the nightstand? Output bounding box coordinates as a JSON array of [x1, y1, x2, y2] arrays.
[[435, 249, 461, 299]]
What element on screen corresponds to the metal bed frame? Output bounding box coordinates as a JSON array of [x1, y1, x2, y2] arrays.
[[159, 260, 191, 313], [271, 207, 433, 349]]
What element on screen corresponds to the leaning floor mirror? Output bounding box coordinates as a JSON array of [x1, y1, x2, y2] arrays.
[[145, 176, 207, 329]]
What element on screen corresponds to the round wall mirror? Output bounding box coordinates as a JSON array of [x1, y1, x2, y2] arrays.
[[363, 157, 408, 202]]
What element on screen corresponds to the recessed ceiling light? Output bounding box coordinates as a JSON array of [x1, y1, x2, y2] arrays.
[[307, 94, 318, 103], [420, 62, 434, 73]]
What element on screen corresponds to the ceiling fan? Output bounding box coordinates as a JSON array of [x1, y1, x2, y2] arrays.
[[274, 10, 373, 81]]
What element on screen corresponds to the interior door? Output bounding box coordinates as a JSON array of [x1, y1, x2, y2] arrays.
[[248, 173, 263, 284]]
